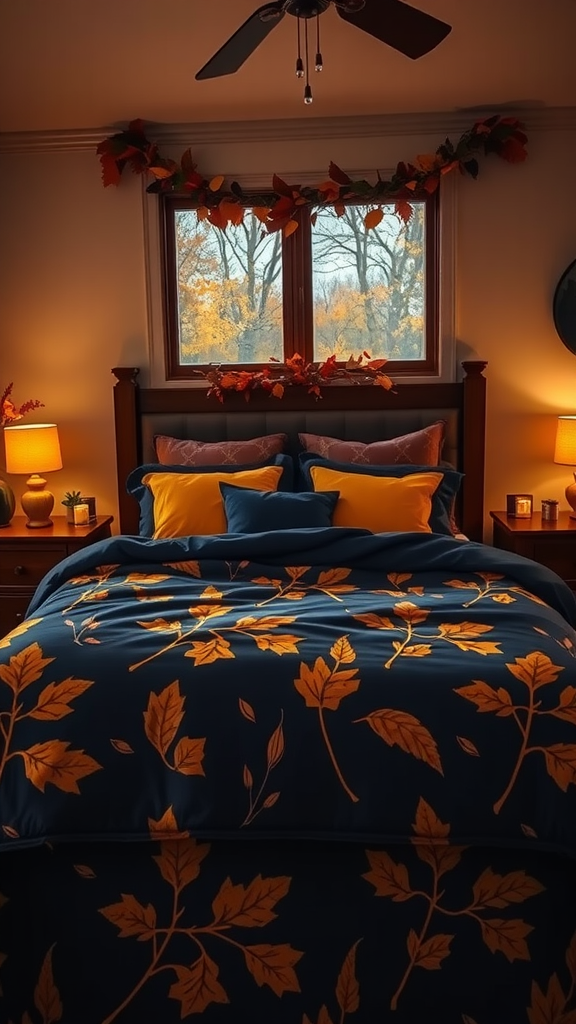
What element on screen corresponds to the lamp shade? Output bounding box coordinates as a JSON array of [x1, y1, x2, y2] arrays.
[[554, 416, 576, 466], [4, 423, 63, 475]]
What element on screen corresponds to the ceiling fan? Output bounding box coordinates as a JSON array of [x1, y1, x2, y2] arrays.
[[196, 0, 452, 103]]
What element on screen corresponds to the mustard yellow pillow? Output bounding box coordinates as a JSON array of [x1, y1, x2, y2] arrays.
[[309, 465, 443, 533], [143, 466, 284, 538]]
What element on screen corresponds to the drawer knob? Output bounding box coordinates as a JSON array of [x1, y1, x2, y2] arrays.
[[13, 565, 26, 576]]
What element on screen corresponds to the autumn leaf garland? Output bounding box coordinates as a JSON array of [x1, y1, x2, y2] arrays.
[[97, 114, 528, 237]]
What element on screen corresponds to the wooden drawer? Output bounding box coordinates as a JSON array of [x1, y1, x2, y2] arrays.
[[0, 592, 36, 638], [0, 545, 66, 586]]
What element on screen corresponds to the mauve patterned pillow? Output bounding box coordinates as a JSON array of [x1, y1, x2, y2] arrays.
[[299, 420, 446, 466], [154, 433, 287, 467]]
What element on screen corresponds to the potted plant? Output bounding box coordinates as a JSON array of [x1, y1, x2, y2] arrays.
[[61, 490, 83, 524]]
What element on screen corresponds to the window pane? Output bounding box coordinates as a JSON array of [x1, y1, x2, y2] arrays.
[[173, 209, 284, 364], [311, 203, 426, 361]]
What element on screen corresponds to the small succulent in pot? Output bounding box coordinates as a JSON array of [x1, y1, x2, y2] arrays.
[[62, 490, 83, 523]]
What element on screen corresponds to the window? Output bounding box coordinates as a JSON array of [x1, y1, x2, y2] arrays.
[[161, 190, 438, 380]]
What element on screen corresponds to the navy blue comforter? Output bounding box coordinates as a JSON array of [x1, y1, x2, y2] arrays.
[[2, 528, 576, 857]]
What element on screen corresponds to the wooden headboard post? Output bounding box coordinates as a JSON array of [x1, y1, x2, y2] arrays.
[[112, 367, 141, 535], [461, 361, 487, 543], [112, 362, 488, 539]]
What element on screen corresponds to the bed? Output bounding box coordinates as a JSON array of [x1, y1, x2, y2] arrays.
[[2, 361, 576, 1024]]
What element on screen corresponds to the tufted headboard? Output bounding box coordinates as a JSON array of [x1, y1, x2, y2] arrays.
[[112, 362, 487, 539]]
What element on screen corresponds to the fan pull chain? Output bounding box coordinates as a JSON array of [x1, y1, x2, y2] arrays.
[[295, 17, 304, 78], [304, 18, 313, 104], [315, 14, 323, 72]]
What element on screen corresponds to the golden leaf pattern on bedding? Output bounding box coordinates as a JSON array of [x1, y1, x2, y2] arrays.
[[355, 707, 443, 774], [148, 805, 190, 840], [240, 706, 285, 827], [294, 638, 360, 802], [370, 571, 427, 599], [354, 603, 502, 669], [169, 954, 229, 1015], [3, 545, 576, 1020], [162, 559, 202, 577], [364, 796, 542, 1011], [63, 614, 102, 645], [144, 681, 205, 775], [455, 651, 576, 813], [0, 617, 43, 649], [4, 944, 64, 1024], [20, 741, 101, 794], [254, 566, 357, 607], [33, 945, 63, 1024], [0, 642, 100, 792], [62, 566, 172, 616], [130, 607, 304, 673], [96, 809, 302, 1023], [443, 572, 548, 609]]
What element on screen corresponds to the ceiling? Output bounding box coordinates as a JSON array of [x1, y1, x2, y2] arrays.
[[1, 0, 575, 133]]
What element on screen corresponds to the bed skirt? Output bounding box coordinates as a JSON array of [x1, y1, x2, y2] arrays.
[[1, 837, 575, 1024]]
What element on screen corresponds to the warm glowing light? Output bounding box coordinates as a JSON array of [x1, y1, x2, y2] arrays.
[[554, 416, 576, 465], [4, 423, 62, 474]]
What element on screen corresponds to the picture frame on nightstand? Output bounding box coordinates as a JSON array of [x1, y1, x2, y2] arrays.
[[506, 493, 533, 518], [80, 496, 97, 523]]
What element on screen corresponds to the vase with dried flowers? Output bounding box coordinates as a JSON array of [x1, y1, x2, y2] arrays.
[[1, 383, 44, 527]]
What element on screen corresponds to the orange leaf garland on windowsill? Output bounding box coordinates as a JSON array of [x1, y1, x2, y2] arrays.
[[198, 352, 395, 402]]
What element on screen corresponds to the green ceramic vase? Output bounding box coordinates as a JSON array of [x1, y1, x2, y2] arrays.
[[0, 478, 15, 527]]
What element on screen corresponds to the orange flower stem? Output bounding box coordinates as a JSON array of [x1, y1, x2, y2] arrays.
[[101, 891, 182, 1024], [314, 587, 345, 603], [256, 581, 300, 608], [61, 578, 115, 614], [0, 713, 9, 742], [384, 626, 412, 671], [241, 765, 271, 827], [242, 710, 284, 826], [390, 871, 438, 1011], [493, 694, 533, 815], [0, 691, 18, 786], [462, 584, 491, 608], [197, 928, 251, 955], [318, 706, 359, 803], [129, 623, 202, 673]]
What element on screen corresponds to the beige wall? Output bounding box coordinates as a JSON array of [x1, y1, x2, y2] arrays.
[[1, 118, 576, 539]]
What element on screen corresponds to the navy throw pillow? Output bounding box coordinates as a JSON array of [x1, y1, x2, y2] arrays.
[[126, 454, 294, 537], [220, 483, 339, 533]]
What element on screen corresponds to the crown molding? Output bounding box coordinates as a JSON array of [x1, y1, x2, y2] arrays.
[[1, 106, 575, 155]]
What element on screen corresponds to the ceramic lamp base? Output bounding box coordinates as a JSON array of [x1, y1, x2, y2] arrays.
[[566, 474, 576, 519], [21, 474, 55, 528]]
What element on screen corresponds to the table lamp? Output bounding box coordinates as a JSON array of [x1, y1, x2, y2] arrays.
[[554, 415, 576, 518], [4, 423, 63, 528]]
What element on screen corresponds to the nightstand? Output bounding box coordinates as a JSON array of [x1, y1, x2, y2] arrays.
[[0, 515, 114, 637], [490, 510, 576, 588]]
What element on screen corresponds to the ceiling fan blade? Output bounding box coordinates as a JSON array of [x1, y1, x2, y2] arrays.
[[196, 2, 286, 80], [336, 0, 451, 60]]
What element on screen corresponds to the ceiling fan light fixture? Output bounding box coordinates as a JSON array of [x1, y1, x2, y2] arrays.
[[195, 0, 451, 86], [315, 13, 323, 71]]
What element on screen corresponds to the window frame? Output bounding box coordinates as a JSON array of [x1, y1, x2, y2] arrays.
[[160, 188, 439, 381]]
